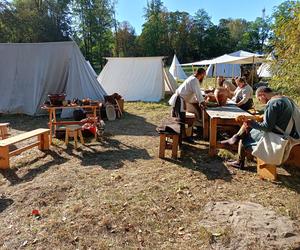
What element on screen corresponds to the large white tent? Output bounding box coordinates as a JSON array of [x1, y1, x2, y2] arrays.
[[0, 41, 107, 115], [169, 54, 187, 81], [182, 50, 263, 77], [97, 57, 177, 102]]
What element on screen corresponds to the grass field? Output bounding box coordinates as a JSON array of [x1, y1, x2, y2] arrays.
[[0, 101, 300, 249]]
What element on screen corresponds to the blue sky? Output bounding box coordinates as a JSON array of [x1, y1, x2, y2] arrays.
[[115, 0, 285, 34]]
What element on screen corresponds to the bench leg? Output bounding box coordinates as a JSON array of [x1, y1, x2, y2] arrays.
[[74, 132, 78, 149], [159, 134, 166, 158], [0, 146, 10, 169], [171, 135, 179, 159], [257, 158, 277, 181], [38, 133, 50, 151]]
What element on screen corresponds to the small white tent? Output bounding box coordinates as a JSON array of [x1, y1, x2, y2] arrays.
[[257, 53, 275, 78], [0, 41, 107, 115], [97, 57, 177, 102], [169, 55, 187, 81]]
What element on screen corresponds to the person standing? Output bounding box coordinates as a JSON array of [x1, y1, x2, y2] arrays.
[[169, 68, 206, 137]]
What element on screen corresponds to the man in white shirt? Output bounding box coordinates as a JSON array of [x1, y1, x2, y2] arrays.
[[169, 68, 206, 137]]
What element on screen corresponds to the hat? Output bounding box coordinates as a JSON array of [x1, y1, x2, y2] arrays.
[[106, 104, 116, 121]]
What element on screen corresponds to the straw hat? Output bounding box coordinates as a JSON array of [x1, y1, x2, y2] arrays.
[[105, 104, 116, 121]]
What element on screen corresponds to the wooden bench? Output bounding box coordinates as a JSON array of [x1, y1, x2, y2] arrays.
[[0, 128, 50, 169], [255, 144, 300, 181]]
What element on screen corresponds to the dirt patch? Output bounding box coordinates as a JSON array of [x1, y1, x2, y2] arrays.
[[199, 201, 300, 249]]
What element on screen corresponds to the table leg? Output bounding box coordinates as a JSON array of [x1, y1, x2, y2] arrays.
[[209, 118, 217, 157], [93, 107, 97, 140], [49, 109, 53, 144], [203, 109, 209, 140]]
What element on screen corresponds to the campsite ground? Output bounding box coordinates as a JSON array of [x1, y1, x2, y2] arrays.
[[1, 101, 300, 249]]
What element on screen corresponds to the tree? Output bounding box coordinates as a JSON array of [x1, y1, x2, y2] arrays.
[[114, 21, 137, 56], [270, 0, 300, 102]]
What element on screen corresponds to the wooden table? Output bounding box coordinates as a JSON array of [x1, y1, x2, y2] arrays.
[[42, 105, 99, 144], [202, 104, 251, 157]]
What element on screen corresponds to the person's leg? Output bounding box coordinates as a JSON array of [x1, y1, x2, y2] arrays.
[[220, 125, 247, 145], [227, 139, 246, 169], [186, 102, 202, 126]]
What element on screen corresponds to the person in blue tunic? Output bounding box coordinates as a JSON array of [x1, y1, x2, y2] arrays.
[[224, 86, 300, 169]]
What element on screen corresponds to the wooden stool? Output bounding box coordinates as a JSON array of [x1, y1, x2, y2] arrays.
[[0, 123, 10, 139], [65, 125, 84, 149], [159, 133, 180, 159], [257, 158, 277, 181]]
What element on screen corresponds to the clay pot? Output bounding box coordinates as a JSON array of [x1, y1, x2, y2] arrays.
[[214, 87, 229, 106]]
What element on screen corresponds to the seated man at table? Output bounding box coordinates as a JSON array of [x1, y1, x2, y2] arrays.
[[231, 76, 254, 111], [217, 76, 236, 97], [224, 86, 300, 169], [169, 68, 206, 138]]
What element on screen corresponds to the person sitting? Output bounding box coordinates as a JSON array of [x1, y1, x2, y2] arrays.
[[168, 68, 206, 139], [231, 76, 254, 111], [223, 86, 300, 169], [217, 76, 236, 94], [205, 87, 230, 106]]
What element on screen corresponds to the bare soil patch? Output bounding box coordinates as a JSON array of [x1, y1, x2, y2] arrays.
[[0, 101, 300, 249]]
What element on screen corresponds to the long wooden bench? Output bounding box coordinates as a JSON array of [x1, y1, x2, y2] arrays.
[[0, 128, 50, 169]]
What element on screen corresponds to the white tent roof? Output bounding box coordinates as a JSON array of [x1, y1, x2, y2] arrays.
[[0, 41, 106, 115], [97, 57, 176, 102], [169, 55, 187, 81], [182, 53, 264, 66]]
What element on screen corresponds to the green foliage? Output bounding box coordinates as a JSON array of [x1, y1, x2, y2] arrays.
[[269, 1, 300, 103]]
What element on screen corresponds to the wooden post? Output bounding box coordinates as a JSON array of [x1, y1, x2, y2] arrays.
[[209, 118, 217, 157], [0, 146, 9, 169], [159, 134, 166, 158]]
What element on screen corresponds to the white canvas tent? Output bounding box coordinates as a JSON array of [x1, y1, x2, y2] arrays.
[[257, 52, 275, 78], [182, 50, 264, 77], [97, 57, 177, 102], [169, 54, 187, 81], [0, 41, 107, 116]]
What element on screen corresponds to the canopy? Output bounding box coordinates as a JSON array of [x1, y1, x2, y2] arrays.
[[97, 57, 176, 102], [169, 54, 187, 81], [0, 41, 107, 115]]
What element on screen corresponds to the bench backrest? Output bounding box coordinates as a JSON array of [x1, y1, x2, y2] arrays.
[[0, 128, 49, 147]]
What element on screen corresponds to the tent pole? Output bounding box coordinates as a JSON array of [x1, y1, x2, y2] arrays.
[[215, 63, 217, 88], [251, 56, 255, 86], [232, 63, 234, 78]]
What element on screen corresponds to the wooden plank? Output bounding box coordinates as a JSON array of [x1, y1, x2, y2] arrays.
[[202, 109, 209, 140], [0, 129, 50, 147], [9, 142, 40, 157], [206, 105, 250, 119], [209, 118, 217, 157], [0, 146, 9, 169]]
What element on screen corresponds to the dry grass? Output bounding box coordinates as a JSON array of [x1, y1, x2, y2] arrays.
[[0, 101, 300, 249]]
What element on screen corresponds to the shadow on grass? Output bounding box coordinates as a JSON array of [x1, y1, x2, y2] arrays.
[[0, 150, 68, 185], [61, 137, 152, 170], [0, 198, 13, 213], [277, 166, 300, 194], [163, 143, 233, 182], [105, 112, 158, 136]]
